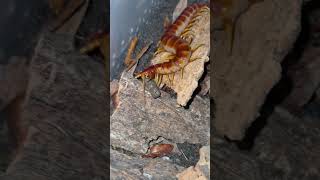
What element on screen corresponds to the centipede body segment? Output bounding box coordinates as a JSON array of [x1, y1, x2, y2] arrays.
[[135, 3, 210, 88]]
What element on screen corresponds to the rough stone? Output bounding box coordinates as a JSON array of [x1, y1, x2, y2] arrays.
[[212, 0, 302, 139], [111, 69, 210, 154]]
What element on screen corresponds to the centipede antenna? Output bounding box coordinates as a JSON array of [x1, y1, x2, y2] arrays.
[[154, 73, 158, 85], [142, 76, 146, 105]]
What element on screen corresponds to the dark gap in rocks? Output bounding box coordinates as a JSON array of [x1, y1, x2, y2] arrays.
[[170, 142, 202, 168], [233, 1, 318, 150], [0, 111, 11, 172]]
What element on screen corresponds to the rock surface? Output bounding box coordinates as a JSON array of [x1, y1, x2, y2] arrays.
[[0, 57, 29, 111], [111, 69, 210, 154], [212, 0, 302, 139], [176, 145, 210, 180], [0, 31, 109, 180], [212, 105, 320, 180]]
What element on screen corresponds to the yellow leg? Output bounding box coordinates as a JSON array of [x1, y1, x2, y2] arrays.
[[180, 29, 195, 42], [181, 67, 184, 79], [171, 73, 175, 86], [181, 29, 195, 38], [191, 44, 206, 53], [199, 7, 210, 14], [189, 57, 203, 62], [167, 74, 174, 86], [154, 73, 159, 85], [154, 47, 165, 57], [165, 54, 176, 61], [157, 74, 163, 86], [172, 73, 175, 84], [188, 18, 200, 26]]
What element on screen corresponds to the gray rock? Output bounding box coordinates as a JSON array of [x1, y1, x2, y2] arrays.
[[212, 0, 303, 140], [111, 69, 210, 154]]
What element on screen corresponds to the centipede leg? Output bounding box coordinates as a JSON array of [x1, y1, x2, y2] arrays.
[[154, 73, 159, 85], [191, 44, 206, 53], [167, 74, 174, 86], [165, 54, 176, 60], [142, 77, 146, 104], [170, 73, 175, 86], [188, 18, 200, 26], [181, 33, 195, 44], [172, 73, 175, 84], [199, 7, 210, 14], [158, 74, 163, 86], [189, 57, 203, 62], [181, 67, 184, 79], [154, 47, 165, 56]]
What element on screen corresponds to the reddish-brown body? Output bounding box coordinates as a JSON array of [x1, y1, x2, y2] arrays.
[[135, 3, 208, 79], [142, 144, 174, 158]]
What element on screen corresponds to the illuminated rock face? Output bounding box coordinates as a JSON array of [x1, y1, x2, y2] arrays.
[[151, 5, 210, 107]]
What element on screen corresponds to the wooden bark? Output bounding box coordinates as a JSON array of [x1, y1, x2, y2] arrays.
[[1, 32, 109, 180]]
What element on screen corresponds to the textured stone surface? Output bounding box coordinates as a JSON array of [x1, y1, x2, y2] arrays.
[[111, 69, 210, 154], [0, 57, 28, 111], [212, 0, 302, 139], [0, 31, 108, 180], [176, 145, 210, 180], [212, 105, 320, 180]]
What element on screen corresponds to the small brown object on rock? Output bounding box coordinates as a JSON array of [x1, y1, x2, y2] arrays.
[[142, 144, 174, 158]]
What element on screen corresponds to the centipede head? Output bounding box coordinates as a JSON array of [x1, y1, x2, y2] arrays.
[[134, 66, 156, 80], [134, 67, 157, 104]]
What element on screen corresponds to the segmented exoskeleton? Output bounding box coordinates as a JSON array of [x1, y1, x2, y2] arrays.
[[135, 3, 209, 91]]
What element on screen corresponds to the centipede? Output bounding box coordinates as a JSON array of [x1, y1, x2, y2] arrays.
[[135, 3, 210, 93]]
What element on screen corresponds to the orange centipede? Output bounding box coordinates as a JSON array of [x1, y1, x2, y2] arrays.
[[135, 3, 209, 89]]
